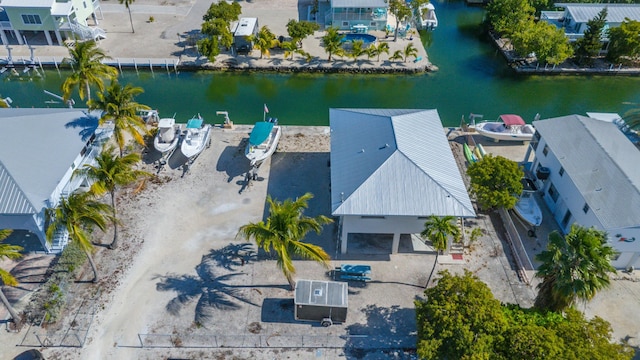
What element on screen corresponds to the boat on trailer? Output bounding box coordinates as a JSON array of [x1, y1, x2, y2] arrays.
[[181, 115, 212, 161], [470, 113, 536, 142], [245, 118, 281, 166], [513, 189, 543, 236], [154, 117, 181, 156]]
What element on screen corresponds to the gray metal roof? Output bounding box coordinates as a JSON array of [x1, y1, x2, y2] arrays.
[[295, 279, 347, 308], [0, 108, 99, 214], [330, 108, 475, 217], [331, 0, 387, 9], [557, 4, 640, 24], [533, 115, 640, 229]]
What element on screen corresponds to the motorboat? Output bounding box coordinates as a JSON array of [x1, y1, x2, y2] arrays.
[[419, 3, 438, 30], [139, 109, 159, 124], [513, 190, 542, 228], [469, 113, 536, 142], [181, 115, 212, 160], [153, 117, 181, 155], [245, 118, 281, 166]]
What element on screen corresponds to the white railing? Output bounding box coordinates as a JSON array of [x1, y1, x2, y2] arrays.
[[69, 21, 107, 41]]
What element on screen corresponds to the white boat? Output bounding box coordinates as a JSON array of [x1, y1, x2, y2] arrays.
[[181, 115, 212, 160], [153, 117, 181, 155], [245, 118, 281, 166], [513, 190, 542, 227], [470, 114, 536, 142], [419, 3, 438, 30], [139, 109, 159, 124]]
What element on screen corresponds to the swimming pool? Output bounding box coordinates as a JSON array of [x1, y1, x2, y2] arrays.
[[341, 33, 377, 46]]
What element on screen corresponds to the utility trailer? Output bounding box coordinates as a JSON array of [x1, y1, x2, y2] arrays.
[[294, 279, 348, 327]]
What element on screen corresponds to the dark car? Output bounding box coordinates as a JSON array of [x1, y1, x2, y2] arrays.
[[13, 349, 45, 360]]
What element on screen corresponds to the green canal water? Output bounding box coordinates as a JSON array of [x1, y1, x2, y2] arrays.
[[2, 0, 640, 126]]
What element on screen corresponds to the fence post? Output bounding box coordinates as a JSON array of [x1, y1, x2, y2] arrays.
[[138, 333, 144, 348]]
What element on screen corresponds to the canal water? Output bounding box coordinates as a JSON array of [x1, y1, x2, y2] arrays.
[[2, 0, 640, 126]]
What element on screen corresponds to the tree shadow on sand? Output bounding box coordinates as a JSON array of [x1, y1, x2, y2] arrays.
[[154, 243, 284, 327], [343, 304, 417, 358]]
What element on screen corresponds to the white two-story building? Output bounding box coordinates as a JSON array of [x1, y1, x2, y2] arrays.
[[527, 114, 640, 270]]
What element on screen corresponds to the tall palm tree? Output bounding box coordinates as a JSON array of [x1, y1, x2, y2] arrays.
[[403, 43, 419, 62], [250, 26, 279, 59], [534, 225, 616, 312], [46, 191, 112, 283], [421, 215, 461, 288], [61, 40, 118, 103], [321, 27, 344, 62], [76, 145, 151, 249], [0, 229, 23, 323], [237, 193, 333, 290], [119, 0, 136, 33], [88, 80, 150, 157], [370, 42, 390, 62]]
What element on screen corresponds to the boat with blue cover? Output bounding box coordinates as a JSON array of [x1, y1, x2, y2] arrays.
[[245, 118, 281, 166], [180, 115, 211, 161]]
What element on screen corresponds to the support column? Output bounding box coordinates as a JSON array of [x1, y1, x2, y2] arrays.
[[13, 30, 23, 45], [44, 31, 53, 46], [340, 219, 348, 254], [523, 143, 533, 164], [0, 30, 7, 45], [54, 30, 63, 45], [391, 233, 400, 254]]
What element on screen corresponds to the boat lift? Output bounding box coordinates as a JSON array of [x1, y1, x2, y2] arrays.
[[216, 111, 234, 129]]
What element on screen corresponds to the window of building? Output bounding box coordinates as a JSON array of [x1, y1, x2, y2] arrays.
[[532, 131, 541, 150], [543, 144, 549, 156], [84, 1, 88, 8], [559, 167, 564, 176], [548, 183, 559, 202], [342, 21, 349, 26], [21, 14, 42, 25], [561, 210, 572, 228], [583, 203, 589, 214]]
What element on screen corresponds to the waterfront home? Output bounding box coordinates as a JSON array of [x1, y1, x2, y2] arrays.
[[0, 0, 105, 46], [525, 114, 640, 270], [329, 108, 476, 254], [325, 0, 388, 32], [541, 4, 640, 44], [0, 108, 112, 252]]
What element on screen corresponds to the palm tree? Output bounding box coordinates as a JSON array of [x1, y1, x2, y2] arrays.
[[370, 42, 390, 62], [46, 191, 113, 282], [281, 41, 298, 60], [251, 26, 279, 59], [119, 0, 136, 33], [403, 43, 419, 62], [390, 50, 404, 62], [76, 145, 151, 249], [61, 40, 118, 103], [421, 215, 461, 288], [321, 27, 344, 62], [88, 80, 150, 157], [534, 225, 616, 312], [0, 229, 23, 324], [349, 40, 367, 63], [237, 193, 333, 290]]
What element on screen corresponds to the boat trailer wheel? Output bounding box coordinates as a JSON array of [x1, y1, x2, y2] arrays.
[[321, 318, 333, 327]]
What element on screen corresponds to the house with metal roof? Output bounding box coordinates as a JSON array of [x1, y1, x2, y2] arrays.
[[541, 4, 640, 42], [325, 0, 388, 32], [0, 108, 112, 252], [0, 0, 105, 46], [330, 108, 476, 254], [528, 114, 640, 270]]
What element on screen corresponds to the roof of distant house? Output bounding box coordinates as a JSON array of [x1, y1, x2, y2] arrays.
[[533, 114, 640, 229], [556, 3, 640, 23], [0, 108, 99, 214]]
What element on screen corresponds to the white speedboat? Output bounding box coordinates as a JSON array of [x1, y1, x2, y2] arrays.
[[419, 3, 438, 30], [470, 114, 536, 142], [245, 118, 281, 166], [153, 117, 181, 155], [513, 190, 542, 228], [181, 115, 212, 160]]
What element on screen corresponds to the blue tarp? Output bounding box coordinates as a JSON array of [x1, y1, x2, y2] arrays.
[[249, 122, 274, 145], [186, 118, 203, 129]]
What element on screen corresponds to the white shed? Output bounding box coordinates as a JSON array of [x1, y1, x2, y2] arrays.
[[330, 108, 476, 254]]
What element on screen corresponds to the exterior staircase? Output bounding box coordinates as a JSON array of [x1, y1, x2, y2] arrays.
[[70, 21, 107, 41]]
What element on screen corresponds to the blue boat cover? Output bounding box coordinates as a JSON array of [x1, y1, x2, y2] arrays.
[[186, 118, 203, 129], [249, 122, 274, 145]]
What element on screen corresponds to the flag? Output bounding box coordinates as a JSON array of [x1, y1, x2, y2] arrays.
[[264, 104, 269, 113]]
